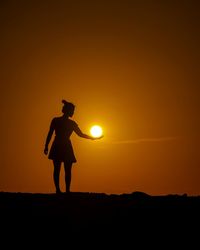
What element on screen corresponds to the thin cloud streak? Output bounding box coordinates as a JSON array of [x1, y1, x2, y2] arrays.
[[109, 137, 178, 144]]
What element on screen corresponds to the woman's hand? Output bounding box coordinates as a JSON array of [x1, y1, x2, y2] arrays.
[[44, 146, 48, 155], [91, 135, 104, 140]]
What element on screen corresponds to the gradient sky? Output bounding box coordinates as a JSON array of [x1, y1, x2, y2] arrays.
[[1, 0, 199, 195]]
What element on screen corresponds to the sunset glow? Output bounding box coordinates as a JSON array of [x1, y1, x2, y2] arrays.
[[1, 1, 200, 196]]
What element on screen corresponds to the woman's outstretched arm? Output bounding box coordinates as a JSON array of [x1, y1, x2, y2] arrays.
[[74, 125, 102, 140], [44, 119, 55, 155]]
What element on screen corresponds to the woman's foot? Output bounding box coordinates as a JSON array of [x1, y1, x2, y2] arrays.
[[65, 189, 71, 194], [56, 189, 62, 194]]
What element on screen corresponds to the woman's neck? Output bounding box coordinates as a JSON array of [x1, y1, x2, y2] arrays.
[[62, 114, 69, 119]]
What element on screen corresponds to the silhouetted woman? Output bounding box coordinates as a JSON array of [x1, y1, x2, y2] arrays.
[[44, 100, 102, 194]]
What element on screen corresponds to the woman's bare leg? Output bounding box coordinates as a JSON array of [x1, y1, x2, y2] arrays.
[[64, 161, 73, 193], [53, 160, 62, 193]]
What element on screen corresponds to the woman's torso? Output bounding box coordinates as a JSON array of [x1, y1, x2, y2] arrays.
[[53, 117, 77, 141]]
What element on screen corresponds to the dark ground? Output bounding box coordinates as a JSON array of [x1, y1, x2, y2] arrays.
[[0, 191, 199, 245]]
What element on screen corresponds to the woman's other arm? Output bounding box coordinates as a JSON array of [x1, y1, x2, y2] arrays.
[[44, 119, 55, 155]]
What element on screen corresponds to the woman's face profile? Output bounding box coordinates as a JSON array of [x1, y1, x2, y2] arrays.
[[62, 105, 75, 117], [69, 107, 75, 117]]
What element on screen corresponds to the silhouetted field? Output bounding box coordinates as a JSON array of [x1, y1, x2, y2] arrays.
[[0, 192, 200, 249], [0, 191, 199, 243]]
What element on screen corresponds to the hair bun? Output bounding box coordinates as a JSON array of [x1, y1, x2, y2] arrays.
[[62, 100, 68, 105]]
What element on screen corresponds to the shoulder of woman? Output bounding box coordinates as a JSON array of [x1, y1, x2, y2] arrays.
[[71, 120, 78, 127], [51, 117, 57, 122], [51, 117, 60, 124]]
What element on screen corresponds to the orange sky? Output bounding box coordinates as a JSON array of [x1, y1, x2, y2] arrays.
[[1, 0, 200, 195]]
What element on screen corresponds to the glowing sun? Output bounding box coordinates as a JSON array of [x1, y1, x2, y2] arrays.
[[90, 125, 103, 138]]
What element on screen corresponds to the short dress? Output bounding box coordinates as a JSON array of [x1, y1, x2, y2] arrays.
[[48, 117, 78, 163]]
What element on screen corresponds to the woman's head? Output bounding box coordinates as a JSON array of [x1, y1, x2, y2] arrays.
[[62, 100, 75, 117]]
